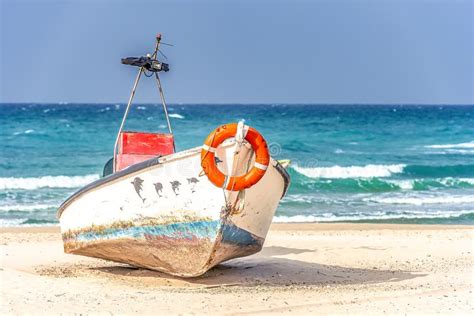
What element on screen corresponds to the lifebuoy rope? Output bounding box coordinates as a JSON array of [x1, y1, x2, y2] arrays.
[[201, 144, 216, 153], [254, 162, 268, 170]]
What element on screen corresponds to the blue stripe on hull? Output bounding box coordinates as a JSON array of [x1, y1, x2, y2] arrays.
[[68, 220, 262, 249], [74, 220, 220, 243]]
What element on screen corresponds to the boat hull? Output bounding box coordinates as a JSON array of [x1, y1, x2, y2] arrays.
[[63, 220, 264, 276], [58, 142, 290, 277]]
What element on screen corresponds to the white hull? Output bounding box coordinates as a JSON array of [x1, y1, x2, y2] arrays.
[[58, 141, 290, 277]]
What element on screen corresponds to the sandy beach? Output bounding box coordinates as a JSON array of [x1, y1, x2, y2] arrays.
[[0, 223, 472, 314]]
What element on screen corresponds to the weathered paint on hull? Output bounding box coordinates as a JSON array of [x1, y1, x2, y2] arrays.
[[63, 219, 263, 277]]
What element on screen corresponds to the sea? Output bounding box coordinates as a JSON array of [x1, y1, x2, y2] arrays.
[[1, 103, 473, 226]]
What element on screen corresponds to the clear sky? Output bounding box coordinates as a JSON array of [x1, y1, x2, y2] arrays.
[[1, 0, 473, 104]]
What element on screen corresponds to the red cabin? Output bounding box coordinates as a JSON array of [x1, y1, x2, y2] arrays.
[[115, 131, 174, 171]]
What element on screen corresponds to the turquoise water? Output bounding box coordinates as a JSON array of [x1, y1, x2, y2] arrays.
[[1, 103, 473, 226]]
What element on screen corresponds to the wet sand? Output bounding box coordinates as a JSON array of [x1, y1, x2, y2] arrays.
[[1, 223, 473, 314]]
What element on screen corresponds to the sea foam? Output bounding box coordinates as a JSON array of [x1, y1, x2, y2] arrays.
[[425, 141, 474, 149], [168, 113, 184, 119], [0, 174, 99, 190], [365, 195, 474, 206], [273, 209, 474, 222], [386, 178, 474, 190], [0, 218, 27, 227], [0, 204, 57, 212], [292, 164, 406, 179], [13, 129, 35, 135]]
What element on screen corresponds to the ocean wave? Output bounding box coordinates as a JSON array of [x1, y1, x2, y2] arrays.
[[273, 209, 474, 223], [0, 218, 58, 227], [0, 204, 57, 212], [169, 113, 184, 119], [13, 129, 35, 135], [0, 218, 26, 226], [386, 178, 474, 190], [0, 174, 99, 190], [427, 149, 474, 155], [402, 164, 474, 178], [425, 141, 474, 149], [99, 107, 111, 112], [292, 164, 406, 179], [289, 176, 474, 193], [365, 195, 474, 206], [290, 163, 474, 181], [444, 149, 474, 154]]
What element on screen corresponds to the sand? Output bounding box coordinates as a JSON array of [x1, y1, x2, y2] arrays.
[[1, 223, 473, 314]]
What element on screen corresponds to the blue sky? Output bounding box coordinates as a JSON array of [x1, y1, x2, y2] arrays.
[[1, 0, 473, 104]]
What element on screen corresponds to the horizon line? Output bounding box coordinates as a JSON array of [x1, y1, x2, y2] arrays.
[[1, 102, 473, 106]]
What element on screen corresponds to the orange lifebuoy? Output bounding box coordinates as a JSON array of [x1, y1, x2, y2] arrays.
[[201, 123, 270, 191]]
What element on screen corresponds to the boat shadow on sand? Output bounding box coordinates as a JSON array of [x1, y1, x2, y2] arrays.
[[89, 246, 425, 288]]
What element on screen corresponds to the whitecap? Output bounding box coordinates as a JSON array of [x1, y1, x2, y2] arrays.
[[459, 178, 474, 185], [169, 113, 184, 119], [365, 195, 474, 206], [445, 149, 474, 155], [13, 129, 35, 136], [0, 174, 99, 190], [0, 218, 26, 227], [292, 164, 406, 179], [0, 218, 59, 227], [386, 179, 414, 190], [273, 209, 474, 223], [425, 141, 474, 149], [0, 204, 57, 212]]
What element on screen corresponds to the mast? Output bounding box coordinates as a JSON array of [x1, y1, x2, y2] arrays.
[[113, 34, 172, 172]]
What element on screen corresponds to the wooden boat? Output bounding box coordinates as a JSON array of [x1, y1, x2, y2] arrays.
[[57, 35, 290, 277]]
